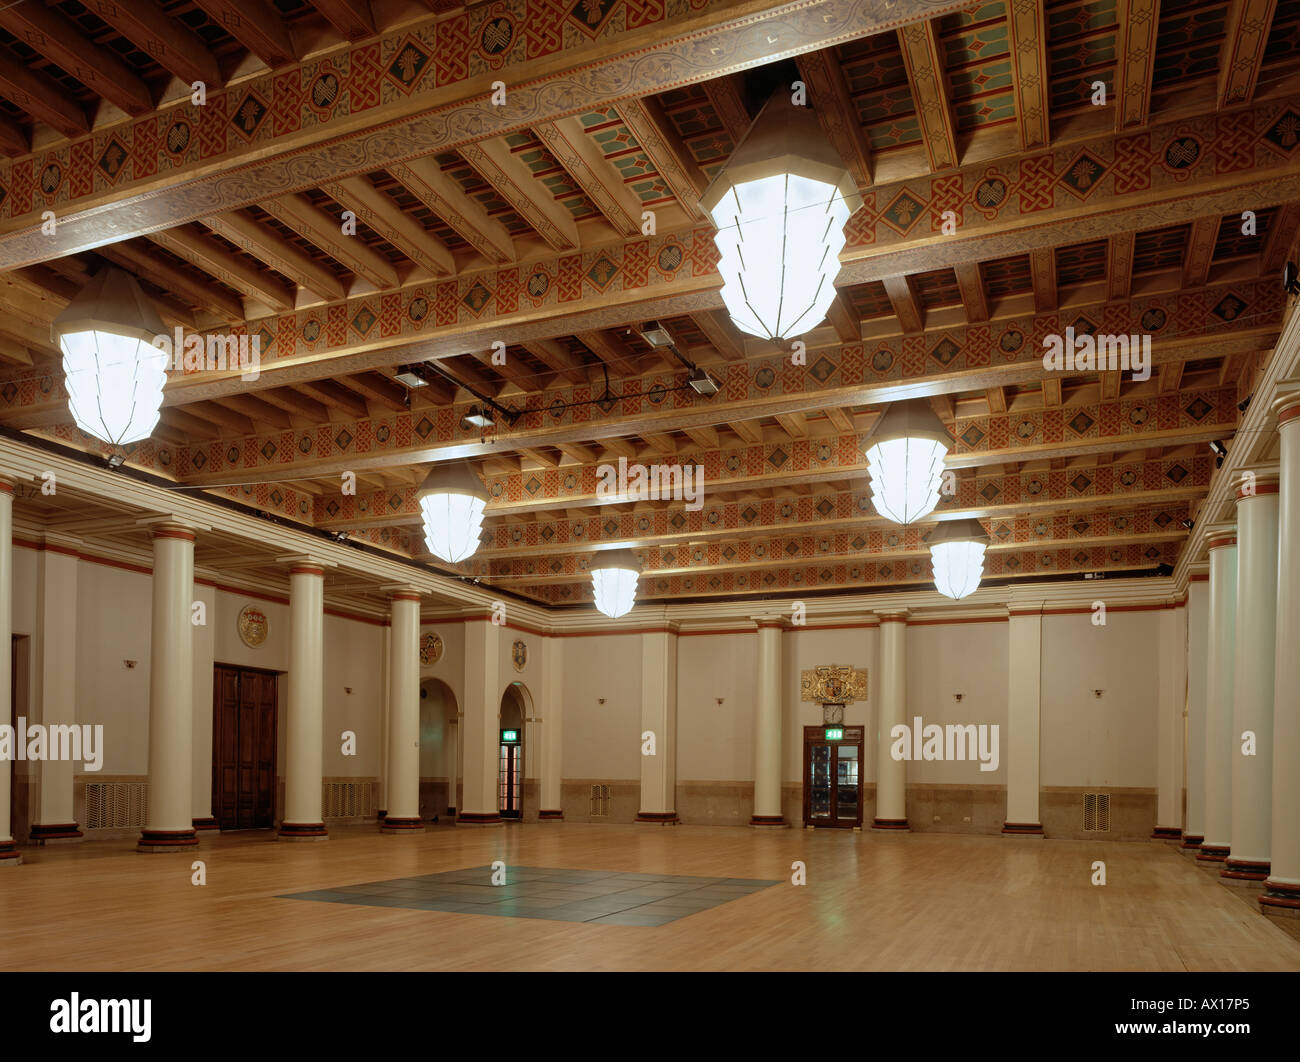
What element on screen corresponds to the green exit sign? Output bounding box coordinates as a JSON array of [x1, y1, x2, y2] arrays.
[[824, 727, 844, 741], [501, 729, 519, 742]]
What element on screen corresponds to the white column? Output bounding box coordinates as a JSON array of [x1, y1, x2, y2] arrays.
[[31, 536, 81, 843], [1222, 470, 1280, 885], [191, 579, 217, 834], [1153, 600, 1187, 839], [279, 563, 328, 840], [637, 626, 678, 823], [873, 612, 909, 830], [538, 636, 563, 819], [1183, 573, 1209, 851], [460, 616, 503, 825], [751, 619, 785, 826], [378, 624, 390, 816], [1003, 606, 1043, 835], [0, 479, 19, 866], [1264, 391, 1300, 914], [382, 589, 423, 831], [1198, 527, 1237, 865], [139, 524, 198, 852]]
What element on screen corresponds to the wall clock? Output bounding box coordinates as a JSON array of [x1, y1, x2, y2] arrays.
[[823, 703, 844, 725]]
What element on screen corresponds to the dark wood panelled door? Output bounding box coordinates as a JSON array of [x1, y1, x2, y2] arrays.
[[212, 665, 277, 830], [802, 725, 864, 828]]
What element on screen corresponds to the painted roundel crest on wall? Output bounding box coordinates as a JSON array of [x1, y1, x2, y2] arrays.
[[512, 640, 528, 672], [420, 632, 443, 666], [237, 605, 268, 648]]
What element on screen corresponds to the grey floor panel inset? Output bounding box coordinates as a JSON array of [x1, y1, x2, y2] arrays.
[[278, 864, 780, 926]]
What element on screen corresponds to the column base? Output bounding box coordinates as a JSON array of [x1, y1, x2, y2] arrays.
[[1221, 858, 1270, 884], [1002, 821, 1044, 836], [0, 840, 21, 866], [1151, 826, 1182, 840], [1196, 843, 1230, 863], [137, 829, 199, 852], [1260, 880, 1300, 917], [29, 823, 83, 844], [278, 822, 329, 841], [1180, 833, 1204, 851], [455, 812, 503, 827], [379, 816, 425, 833], [749, 815, 787, 828], [636, 811, 679, 825], [872, 818, 910, 831], [377, 810, 387, 820], [446, 807, 457, 817], [538, 809, 564, 820], [192, 817, 219, 833]]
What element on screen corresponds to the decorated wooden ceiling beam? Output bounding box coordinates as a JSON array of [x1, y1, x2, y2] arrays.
[[200, 212, 347, 303], [0, 55, 88, 140], [515, 539, 1183, 604], [896, 18, 959, 172], [796, 48, 874, 188], [1114, 0, 1161, 131], [324, 459, 1210, 550], [456, 138, 581, 252], [532, 118, 643, 237], [88, 0, 223, 90], [0, 0, 975, 266], [321, 177, 455, 277], [1005, 0, 1050, 150], [191, 0, 298, 69], [614, 98, 709, 218], [261, 194, 401, 289], [1218, 0, 1279, 108], [146, 225, 296, 311]]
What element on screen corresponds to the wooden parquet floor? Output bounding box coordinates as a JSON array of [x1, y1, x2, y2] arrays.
[[2, 824, 1298, 971]]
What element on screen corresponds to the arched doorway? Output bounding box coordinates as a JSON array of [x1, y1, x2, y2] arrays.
[[419, 678, 459, 820], [498, 683, 532, 820]]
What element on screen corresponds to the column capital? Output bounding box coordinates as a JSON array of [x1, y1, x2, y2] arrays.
[[383, 583, 424, 602], [136, 515, 209, 537], [751, 615, 788, 630], [1204, 521, 1237, 551], [1231, 463, 1280, 501], [875, 609, 910, 623], [277, 553, 336, 574], [1271, 377, 1300, 423]]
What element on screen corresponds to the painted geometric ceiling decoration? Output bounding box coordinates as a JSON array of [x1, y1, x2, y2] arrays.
[[0, 0, 1294, 609]]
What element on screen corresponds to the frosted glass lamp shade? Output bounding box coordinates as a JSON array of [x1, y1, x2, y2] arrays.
[[52, 267, 168, 446], [417, 460, 490, 563], [928, 519, 989, 600], [590, 549, 641, 619], [864, 400, 951, 525]]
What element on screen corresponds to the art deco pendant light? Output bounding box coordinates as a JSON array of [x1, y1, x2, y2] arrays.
[[928, 519, 989, 600], [52, 266, 168, 446], [417, 460, 490, 563], [701, 89, 862, 341], [864, 400, 951, 525], [590, 549, 641, 619]]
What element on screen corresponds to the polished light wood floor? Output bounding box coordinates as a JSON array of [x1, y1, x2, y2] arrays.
[[2, 824, 1298, 971]]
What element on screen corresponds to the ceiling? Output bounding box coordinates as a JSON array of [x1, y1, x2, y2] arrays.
[[0, 0, 1297, 608]]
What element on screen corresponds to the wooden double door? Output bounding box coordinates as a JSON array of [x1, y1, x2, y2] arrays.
[[802, 725, 864, 828], [212, 664, 278, 830]]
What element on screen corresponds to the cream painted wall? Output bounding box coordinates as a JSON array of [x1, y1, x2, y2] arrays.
[[75, 561, 152, 776], [419, 620, 464, 707], [904, 621, 1008, 782], [418, 679, 456, 778], [560, 632, 641, 779], [1040, 610, 1159, 787], [500, 626, 544, 782], [784, 624, 878, 784], [322, 614, 385, 776], [676, 632, 756, 782]]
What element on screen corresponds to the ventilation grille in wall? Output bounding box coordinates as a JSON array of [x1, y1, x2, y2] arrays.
[[1083, 793, 1111, 832], [85, 783, 149, 829], [324, 782, 376, 820], [589, 785, 610, 817]]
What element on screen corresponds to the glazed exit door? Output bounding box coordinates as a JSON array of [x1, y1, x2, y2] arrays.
[[499, 730, 522, 819], [802, 725, 864, 828], [212, 664, 278, 830]]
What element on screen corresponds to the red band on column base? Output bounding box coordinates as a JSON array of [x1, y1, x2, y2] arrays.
[[30, 823, 83, 841], [0, 840, 21, 863], [379, 817, 424, 831], [872, 818, 910, 830], [1260, 880, 1300, 912], [1151, 826, 1182, 840], [636, 811, 679, 824], [192, 817, 219, 832], [138, 829, 199, 850], [1181, 833, 1204, 850], [538, 809, 564, 820], [278, 822, 328, 839], [750, 814, 786, 826], [455, 812, 503, 826], [1002, 822, 1044, 835], [1222, 858, 1270, 881], [1196, 844, 1230, 862]]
